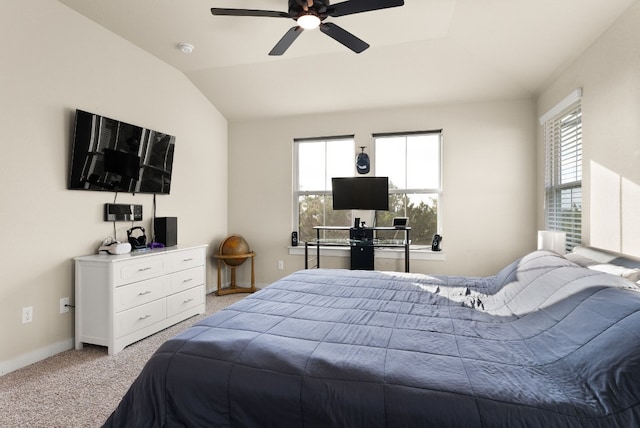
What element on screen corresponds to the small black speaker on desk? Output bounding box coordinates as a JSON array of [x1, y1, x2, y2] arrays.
[[154, 217, 177, 247]]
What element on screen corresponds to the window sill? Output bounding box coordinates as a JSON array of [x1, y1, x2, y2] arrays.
[[288, 245, 446, 261]]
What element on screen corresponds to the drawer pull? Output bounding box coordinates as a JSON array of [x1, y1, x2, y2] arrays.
[[182, 278, 193, 283], [138, 267, 152, 272], [138, 314, 152, 321], [138, 291, 152, 296], [183, 298, 194, 304], [183, 258, 194, 262]]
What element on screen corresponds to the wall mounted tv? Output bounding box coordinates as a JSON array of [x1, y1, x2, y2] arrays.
[[332, 177, 389, 211], [68, 109, 175, 194]]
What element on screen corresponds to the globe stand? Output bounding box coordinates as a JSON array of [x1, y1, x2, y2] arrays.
[[214, 252, 256, 295]]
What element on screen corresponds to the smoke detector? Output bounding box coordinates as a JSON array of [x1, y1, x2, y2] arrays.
[[177, 43, 194, 54]]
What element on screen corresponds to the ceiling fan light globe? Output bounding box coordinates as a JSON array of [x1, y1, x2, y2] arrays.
[[297, 14, 320, 30]]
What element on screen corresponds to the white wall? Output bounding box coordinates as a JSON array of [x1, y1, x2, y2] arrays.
[[228, 98, 537, 284], [537, 1, 640, 256], [0, 0, 228, 373]]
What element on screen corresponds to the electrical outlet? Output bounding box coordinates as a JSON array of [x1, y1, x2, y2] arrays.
[[278, 260, 284, 270], [60, 297, 70, 314], [22, 306, 33, 324]]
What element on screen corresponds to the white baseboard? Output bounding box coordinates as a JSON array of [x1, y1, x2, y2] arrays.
[[0, 339, 74, 377]]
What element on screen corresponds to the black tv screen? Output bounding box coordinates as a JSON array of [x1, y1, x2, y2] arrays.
[[332, 177, 389, 210], [68, 109, 175, 194], [103, 149, 140, 180]]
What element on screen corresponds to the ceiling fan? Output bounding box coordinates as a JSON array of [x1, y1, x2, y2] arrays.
[[211, 0, 405, 56]]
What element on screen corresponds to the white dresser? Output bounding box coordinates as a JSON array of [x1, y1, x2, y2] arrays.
[[74, 245, 207, 355]]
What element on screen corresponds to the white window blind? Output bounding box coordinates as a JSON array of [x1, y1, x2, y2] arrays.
[[543, 94, 582, 251]]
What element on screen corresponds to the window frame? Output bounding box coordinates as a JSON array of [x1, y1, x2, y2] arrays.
[[540, 89, 583, 251], [293, 130, 444, 249]]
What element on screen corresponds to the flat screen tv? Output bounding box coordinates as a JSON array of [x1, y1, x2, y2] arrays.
[[68, 109, 175, 194], [332, 177, 389, 211]]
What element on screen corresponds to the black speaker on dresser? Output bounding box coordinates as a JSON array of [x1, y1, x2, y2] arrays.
[[154, 217, 177, 247]]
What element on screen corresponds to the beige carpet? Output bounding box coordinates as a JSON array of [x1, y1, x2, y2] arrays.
[[0, 293, 246, 427]]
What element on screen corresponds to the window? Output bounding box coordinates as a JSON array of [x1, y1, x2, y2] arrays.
[[541, 90, 582, 251], [294, 136, 354, 242], [374, 131, 442, 246], [294, 131, 443, 247]]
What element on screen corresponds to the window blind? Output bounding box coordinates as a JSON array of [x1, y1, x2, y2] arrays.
[[544, 99, 582, 251]]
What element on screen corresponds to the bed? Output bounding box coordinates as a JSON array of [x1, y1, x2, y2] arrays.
[[104, 249, 640, 427]]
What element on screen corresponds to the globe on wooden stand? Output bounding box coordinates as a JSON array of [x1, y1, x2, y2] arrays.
[[214, 234, 256, 296]]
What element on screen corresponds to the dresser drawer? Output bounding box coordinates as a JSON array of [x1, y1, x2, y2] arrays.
[[167, 267, 204, 295], [166, 248, 204, 273], [116, 257, 166, 286], [114, 277, 167, 313], [114, 299, 166, 337], [167, 286, 204, 317]]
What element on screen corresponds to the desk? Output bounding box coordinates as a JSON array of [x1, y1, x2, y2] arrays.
[[304, 226, 411, 272]]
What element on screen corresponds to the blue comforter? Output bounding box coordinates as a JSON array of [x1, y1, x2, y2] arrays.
[[105, 250, 640, 427]]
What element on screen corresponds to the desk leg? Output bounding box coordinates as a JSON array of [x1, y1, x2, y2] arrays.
[[316, 228, 320, 268], [405, 229, 410, 272], [405, 244, 410, 272]]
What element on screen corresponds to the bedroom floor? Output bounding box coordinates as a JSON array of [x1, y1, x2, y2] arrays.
[[0, 293, 246, 427]]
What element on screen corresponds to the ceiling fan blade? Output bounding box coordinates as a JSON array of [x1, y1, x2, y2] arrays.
[[269, 26, 304, 56], [211, 8, 289, 18], [320, 22, 369, 53], [329, 0, 404, 17]]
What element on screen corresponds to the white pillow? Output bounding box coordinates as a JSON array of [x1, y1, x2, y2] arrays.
[[565, 253, 598, 267], [587, 263, 640, 282]]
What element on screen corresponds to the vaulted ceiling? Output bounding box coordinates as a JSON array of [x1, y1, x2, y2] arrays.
[[58, 0, 636, 121]]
